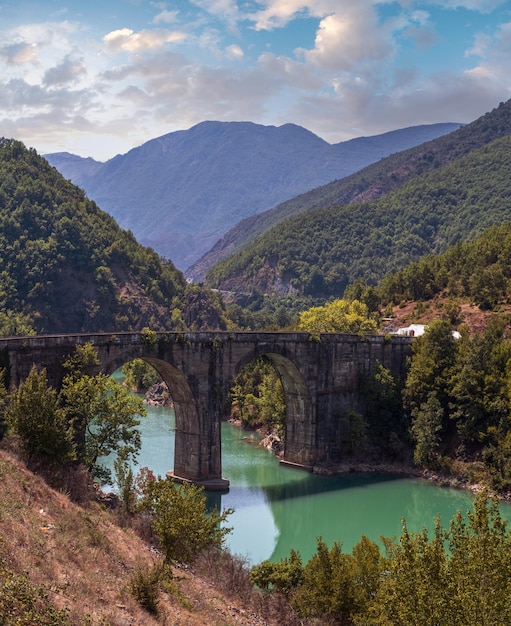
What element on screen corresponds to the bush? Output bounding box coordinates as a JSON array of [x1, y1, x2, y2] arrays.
[[139, 478, 233, 565], [6, 366, 75, 464], [129, 561, 163, 615]]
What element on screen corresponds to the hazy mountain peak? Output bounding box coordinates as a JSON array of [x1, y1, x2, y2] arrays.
[[46, 120, 460, 270]]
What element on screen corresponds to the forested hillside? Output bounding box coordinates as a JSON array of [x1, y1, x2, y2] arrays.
[[205, 101, 511, 301], [377, 221, 511, 312], [0, 139, 225, 335]]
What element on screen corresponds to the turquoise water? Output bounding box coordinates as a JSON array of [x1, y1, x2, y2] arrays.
[[101, 402, 511, 565]]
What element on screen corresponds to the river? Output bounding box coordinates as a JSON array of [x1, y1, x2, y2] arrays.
[[100, 401, 511, 565]]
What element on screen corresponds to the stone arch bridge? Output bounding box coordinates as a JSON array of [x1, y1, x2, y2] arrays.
[[0, 331, 412, 490]]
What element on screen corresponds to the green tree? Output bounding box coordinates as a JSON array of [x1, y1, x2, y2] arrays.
[[450, 317, 511, 448], [291, 536, 382, 622], [362, 519, 449, 626], [60, 344, 146, 484], [345, 278, 380, 313], [0, 310, 35, 336], [228, 357, 285, 434], [411, 391, 444, 467], [122, 358, 159, 393], [403, 319, 458, 466], [446, 490, 511, 624], [360, 490, 511, 626], [139, 478, 233, 565], [257, 367, 286, 435], [296, 299, 378, 335], [6, 366, 75, 464], [362, 363, 408, 459], [250, 550, 304, 596]]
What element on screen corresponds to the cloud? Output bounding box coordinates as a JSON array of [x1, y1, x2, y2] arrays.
[[43, 55, 86, 87], [152, 9, 180, 25], [1, 0, 510, 162], [225, 44, 244, 59], [248, 0, 319, 31], [258, 52, 323, 90], [190, 0, 240, 20], [492, 21, 511, 56], [466, 32, 493, 57], [103, 28, 187, 52], [422, 0, 508, 12], [0, 77, 95, 115], [287, 50, 511, 145], [0, 41, 38, 65], [301, 6, 395, 72]]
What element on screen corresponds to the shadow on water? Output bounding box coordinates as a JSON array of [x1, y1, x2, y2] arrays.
[[259, 470, 407, 504]]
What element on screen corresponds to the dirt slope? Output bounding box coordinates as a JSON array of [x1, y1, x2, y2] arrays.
[[0, 448, 276, 625]]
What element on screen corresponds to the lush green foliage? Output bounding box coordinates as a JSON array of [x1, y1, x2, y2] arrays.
[[378, 220, 511, 309], [224, 292, 313, 330], [360, 362, 409, 461], [0, 138, 190, 334], [206, 104, 511, 302], [296, 298, 378, 335], [205, 102, 511, 284], [229, 357, 285, 434], [59, 344, 145, 484], [6, 367, 75, 463], [6, 344, 145, 484], [401, 318, 511, 488], [206, 102, 511, 276], [252, 491, 511, 625], [139, 477, 232, 565], [122, 358, 159, 392]]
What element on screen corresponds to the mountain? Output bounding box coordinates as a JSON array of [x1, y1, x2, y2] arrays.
[[0, 138, 224, 335], [188, 102, 511, 282], [45, 121, 460, 271], [203, 100, 511, 300]]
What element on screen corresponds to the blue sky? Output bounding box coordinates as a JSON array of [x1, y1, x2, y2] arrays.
[[0, 0, 510, 160]]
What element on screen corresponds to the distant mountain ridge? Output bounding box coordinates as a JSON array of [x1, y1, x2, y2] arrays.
[[188, 107, 511, 282], [46, 120, 460, 270], [203, 100, 511, 300]]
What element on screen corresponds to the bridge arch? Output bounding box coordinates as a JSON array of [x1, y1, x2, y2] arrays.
[[232, 350, 314, 468]]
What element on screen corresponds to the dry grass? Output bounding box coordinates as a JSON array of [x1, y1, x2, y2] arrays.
[[0, 449, 286, 625], [387, 297, 511, 335]]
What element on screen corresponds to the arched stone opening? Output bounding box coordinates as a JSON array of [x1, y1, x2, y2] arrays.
[[233, 351, 316, 469]]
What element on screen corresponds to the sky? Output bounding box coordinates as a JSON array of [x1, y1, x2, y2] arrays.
[[1, 0, 510, 161]]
